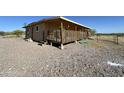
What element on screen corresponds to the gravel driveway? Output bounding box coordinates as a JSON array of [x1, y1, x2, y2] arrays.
[[0, 36, 124, 77]]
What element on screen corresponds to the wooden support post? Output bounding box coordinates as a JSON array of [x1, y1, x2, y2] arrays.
[[56, 30, 57, 42], [60, 22, 64, 44], [82, 28, 84, 39], [87, 30, 89, 39], [60, 22, 65, 49], [75, 26, 77, 40]]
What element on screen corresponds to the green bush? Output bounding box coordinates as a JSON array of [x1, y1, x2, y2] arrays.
[[0, 31, 5, 36], [5, 32, 13, 35], [91, 29, 96, 36], [12, 30, 24, 37]]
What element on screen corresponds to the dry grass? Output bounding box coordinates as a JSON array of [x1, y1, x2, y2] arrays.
[[91, 35, 124, 45], [86, 40, 106, 48]]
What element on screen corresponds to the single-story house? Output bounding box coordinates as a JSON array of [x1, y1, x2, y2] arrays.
[[24, 16, 91, 49]]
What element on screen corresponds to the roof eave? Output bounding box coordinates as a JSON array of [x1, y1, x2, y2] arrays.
[[59, 16, 90, 29], [23, 16, 91, 29]]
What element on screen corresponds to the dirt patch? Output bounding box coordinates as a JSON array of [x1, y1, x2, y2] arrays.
[[0, 37, 124, 77]]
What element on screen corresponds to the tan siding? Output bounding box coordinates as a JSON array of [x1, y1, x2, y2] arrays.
[[25, 19, 91, 44], [30, 23, 46, 41]]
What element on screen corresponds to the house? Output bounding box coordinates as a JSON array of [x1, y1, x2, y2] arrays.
[[24, 16, 91, 49]]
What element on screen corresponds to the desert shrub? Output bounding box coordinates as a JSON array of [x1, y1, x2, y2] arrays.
[[12, 30, 24, 37], [91, 29, 96, 36], [5, 32, 13, 35], [0, 31, 5, 36]]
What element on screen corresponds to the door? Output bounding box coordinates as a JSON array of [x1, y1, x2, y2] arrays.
[[43, 31, 45, 41], [31, 28, 34, 40]]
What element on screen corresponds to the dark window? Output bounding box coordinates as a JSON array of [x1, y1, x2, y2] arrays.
[[36, 26, 38, 31], [32, 27, 34, 31], [48, 30, 50, 35], [26, 28, 30, 35], [27, 28, 29, 31]]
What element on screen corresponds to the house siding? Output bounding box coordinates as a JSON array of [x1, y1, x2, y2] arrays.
[[26, 23, 47, 42], [25, 18, 91, 45]]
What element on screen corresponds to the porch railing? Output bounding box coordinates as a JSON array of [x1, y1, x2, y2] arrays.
[[47, 30, 88, 44]]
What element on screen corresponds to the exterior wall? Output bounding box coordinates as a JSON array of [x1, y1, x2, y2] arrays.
[[25, 27, 32, 39], [25, 20, 91, 44], [59, 20, 90, 44], [25, 23, 46, 42]]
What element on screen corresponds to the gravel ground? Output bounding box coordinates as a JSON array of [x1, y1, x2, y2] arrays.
[[0, 36, 124, 77]]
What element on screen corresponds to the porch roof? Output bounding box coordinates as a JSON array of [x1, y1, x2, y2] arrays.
[[23, 16, 90, 29]]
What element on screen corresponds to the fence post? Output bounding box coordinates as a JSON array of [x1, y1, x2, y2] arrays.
[[113, 35, 119, 44], [117, 35, 118, 44], [96, 34, 99, 42]]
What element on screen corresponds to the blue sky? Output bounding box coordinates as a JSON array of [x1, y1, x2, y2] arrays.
[[0, 16, 124, 33]]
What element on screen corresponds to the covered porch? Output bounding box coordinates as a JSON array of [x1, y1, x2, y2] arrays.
[[43, 18, 90, 45]]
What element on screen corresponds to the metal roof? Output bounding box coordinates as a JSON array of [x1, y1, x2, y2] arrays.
[[58, 16, 90, 29], [24, 16, 90, 29]]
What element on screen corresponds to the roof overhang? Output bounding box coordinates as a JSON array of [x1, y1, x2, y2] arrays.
[[23, 16, 91, 29], [59, 16, 90, 29]]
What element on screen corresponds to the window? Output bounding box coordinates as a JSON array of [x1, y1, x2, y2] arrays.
[[26, 28, 29, 31], [48, 30, 50, 35], [32, 27, 34, 31], [36, 26, 39, 31], [26, 28, 30, 35]]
